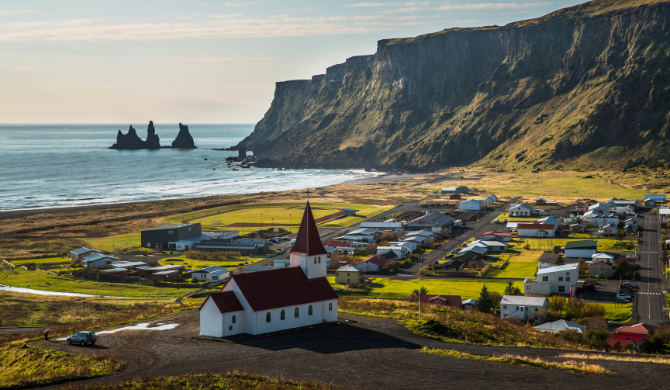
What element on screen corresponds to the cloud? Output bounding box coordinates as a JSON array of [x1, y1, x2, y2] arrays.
[[223, 2, 257, 6], [437, 2, 552, 11], [380, 6, 424, 14], [0, 9, 35, 16], [348, 2, 429, 7], [183, 56, 273, 62]]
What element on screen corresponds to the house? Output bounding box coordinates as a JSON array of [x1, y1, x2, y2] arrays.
[[588, 261, 613, 278], [597, 224, 618, 237], [442, 186, 469, 194], [590, 253, 614, 264], [569, 223, 585, 233], [473, 240, 508, 252], [508, 204, 533, 217], [532, 319, 587, 334], [434, 259, 465, 271], [588, 203, 610, 214], [343, 208, 357, 216], [564, 240, 598, 258], [353, 255, 386, 272], [404, 230, 435, 241], [359, 221, 405, 233], [336, 265, 365, 286], [489, 194, 499, 202], [517, 216, 560, 238], [199, 202, 339, 338], [481, 196, 496, 205], [109, 261, 147, 270], [206, 268, 230, 282], [152, 270, 180, 281], [644, 194, 666, 202], [535, 198, 558, 206], [611, 206, 635, 216], [606, 198, 637, 209], [68, 247, 102, 262], [449, 252, 478, 262], [581, 209, 602, 224], [99, 268, 128, 277], [188, 269, 210, 281], [449, 193, 462, 200], [590, 215, 620, 228], [660, 208, 670, 227], [460, 244, 487, 259], [137, 264, 185, 278], [327, 240, 351, 248], [193, 238, 270, 256], [420, 295, 461, 308], [624, 218, 639, 232], [643, 198, 656, 207], [524, 263, 578, 296], [273, 259, 290, 268], [82, 253, 119, 268], [500, 295, 548, 323], [461, 299, 476, 310], [459, 199, 482, 211], [607, 323, 658, 350], [376, 244, 410, 259], [482, 231, 512, 242], [142, 222, 204, 250], [406, 211, 454, 232]]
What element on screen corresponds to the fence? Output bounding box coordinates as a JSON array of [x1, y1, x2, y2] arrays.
[[2, 259, 14, 268]]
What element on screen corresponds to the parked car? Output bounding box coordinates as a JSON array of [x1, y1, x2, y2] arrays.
[[616, 292, 632, 302], [582, 282, 596, 292], [620, 282, 637, 290], [66, 331, 97, 346]]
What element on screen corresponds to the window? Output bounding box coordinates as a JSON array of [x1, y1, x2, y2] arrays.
[[314, 258, 317, 264], [329, 303, 333, 311], [308, 305, 313, 315], [542, 276, 548, 282], [347, 273, 350, 276], [566, 276, 570, 281], [558, 277, 563, 281], [266, 312, 271, 322], [229, 325, 233, 330], [168, 230, 174, 234], [318, 258, 321, 264], [232, 315, 236, 324], [558, 286, 565, 293], [435, 300, 441, 306], [281, 310, 285, 320], [212, 276, 217, 281], [347, 279, 350, 282], [295, 308, 299, 318], [516, 306, 519, 310], [534, 308, 538, 311], [503, 305, 507, 310], [503, 314, 509, 318], [526, 286, 530, 290]]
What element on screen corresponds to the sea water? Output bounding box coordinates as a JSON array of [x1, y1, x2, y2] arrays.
[[0, 124, 379, 210]]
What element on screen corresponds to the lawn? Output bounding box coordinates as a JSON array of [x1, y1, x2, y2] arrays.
[[520, 238, 634, 251], [0, 268, 196, 298], [163, 202, 394, 231], [85, 233, 141, 252], [602, 302, 633, 322], [328, 277, 522, 300], [10, 257, 71, 265], [485, 262, 538, 279], [507, 250, 544, 262], [158, 256, 252, 270], [492, 213, 538, 222]]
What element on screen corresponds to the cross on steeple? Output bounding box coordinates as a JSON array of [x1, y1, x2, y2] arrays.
[[305, 188, 313, 201]]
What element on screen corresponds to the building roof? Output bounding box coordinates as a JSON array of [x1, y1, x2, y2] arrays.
[[588, 261, 612, 267], [462, 245, 487, 254], [337, 265, 360, 272], [517, 223, 555, 230], [501, 295, 547, 306], [201, 266, 227, 272], [225, 267, 338, 312], [70, 247, 99, 255], [100, 268, 127, 273], [436, 259, 465, 268], [244, 265, 274, 272], [327, 240, 351, 247], [614, 323, 657, 335], [537, 263, 579, 275], [480, 240, 507, 247], [83, 253, 118, 263], [354, 255, 386, 267], [532, 319, 587, 333], [592, 253, 614, 260], [143, 265, 184, 272], [460, 199, 482, 204], [420, 294, 461, 307], [565, 240, 598, 249], [153, 270, 179, 275], [201, 291, 245, 313], [461, 299, 477, 305], [208, 268, 230, 276], [110, 261, 147, 268], [405, 230, 433, 237], [408, 211, 454, 227], [290, 202, 327, 256], [509, 203, 533, 211], [144, 223, 199, 231], [482, 231, 511, 237], [360, 222, 405, 228]]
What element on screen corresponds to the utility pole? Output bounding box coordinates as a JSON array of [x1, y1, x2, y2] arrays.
[[418, 275, 421, 322]]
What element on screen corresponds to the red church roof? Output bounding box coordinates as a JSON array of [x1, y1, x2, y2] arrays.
[[200, 291, 244, 313], [224, 267, 338, 312], [291, 202, 327, 256]]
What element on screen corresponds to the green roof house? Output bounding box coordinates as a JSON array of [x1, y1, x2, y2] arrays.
[[442, 185, 469, 194]]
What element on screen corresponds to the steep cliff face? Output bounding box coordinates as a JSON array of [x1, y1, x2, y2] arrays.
[[172, 123, 197, 149], [239, 0, 670, 171]]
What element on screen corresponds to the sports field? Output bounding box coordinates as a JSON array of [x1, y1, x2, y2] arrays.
[[164, 202, 394, 232]]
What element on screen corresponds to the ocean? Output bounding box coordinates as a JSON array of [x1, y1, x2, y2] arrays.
[[0, 124, 379, 211]]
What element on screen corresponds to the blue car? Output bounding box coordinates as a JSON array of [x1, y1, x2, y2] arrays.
[[66, 331, 97, 346]]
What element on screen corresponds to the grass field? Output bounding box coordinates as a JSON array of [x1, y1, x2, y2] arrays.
[[508, 250, 544, 262], [0, 268, 196, 298], [163, 202, 394, 231], [519, 238, 633, 252], [328, 277, 522, 300], [492, 213, 538, 222], [485, 262, 538, 278], [602, 302, 633, 322], [10, 257, 71, 265], [85, 233, 141, 252], [158, 256, 251, 270]]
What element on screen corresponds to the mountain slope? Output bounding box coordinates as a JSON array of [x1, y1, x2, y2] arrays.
[[240, 0, 670, 172]]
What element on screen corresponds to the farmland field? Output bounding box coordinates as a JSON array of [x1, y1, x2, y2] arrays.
[[485, 262, 537, 279], [85, 233, 141, 252], [158, 256, 251, 270], [10, 257, 71, 265]]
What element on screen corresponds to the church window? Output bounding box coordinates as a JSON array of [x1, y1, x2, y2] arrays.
[[232, 315, 236, 324], [308, 305, 313, 315], [314, 258, 317, 264], [229, 325, 233, 331], [281, 310, 285, 320], [266, 312, 271, 322], [329, 303, 333, 311], [295, 307, 299, 318]]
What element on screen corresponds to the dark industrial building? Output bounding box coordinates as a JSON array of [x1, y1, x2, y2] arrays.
[[141, 223, 202, 250]]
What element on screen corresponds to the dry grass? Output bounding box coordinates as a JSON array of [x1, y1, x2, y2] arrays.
[[423, 348, 610, 374], [560, 352, 670, 365]]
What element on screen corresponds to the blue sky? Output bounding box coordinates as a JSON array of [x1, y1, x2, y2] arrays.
[[0, 0, 586, 123]]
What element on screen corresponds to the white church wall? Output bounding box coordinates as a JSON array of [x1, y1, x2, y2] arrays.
[[290, 254, 327, 279], [222, 279, 257, 335], [253, 301, 332, 335], [323, 299, 338, 322], [222, 310, 246, 337], [199, 298, 223, 337]]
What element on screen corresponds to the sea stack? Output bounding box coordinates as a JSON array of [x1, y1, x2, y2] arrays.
[[238, 146, 246, 160], [172, 123, 197, 149], [109, 125, 146, 149], [144, 121, 161, 150]]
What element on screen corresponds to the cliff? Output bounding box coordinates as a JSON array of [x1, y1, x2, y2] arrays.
[[239, 0, 670, 172], [144, 121, 161, 149], [110, 125, 146, 150], [172, 123, 197, 149]]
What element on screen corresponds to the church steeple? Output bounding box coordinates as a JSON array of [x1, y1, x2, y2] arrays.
[[290, 202, 327, 279]]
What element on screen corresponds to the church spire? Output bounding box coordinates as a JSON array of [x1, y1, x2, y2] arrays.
[[290, 201, 326, 256]]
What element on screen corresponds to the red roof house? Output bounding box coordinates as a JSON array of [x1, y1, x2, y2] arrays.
[[353, 255, 386, 272], [607, 323, 658, 349], [327, 240, 351, 248], [420, 294, 461, 308]]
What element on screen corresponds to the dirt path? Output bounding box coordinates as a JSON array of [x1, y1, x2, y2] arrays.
[[40, 310, 670, 389]]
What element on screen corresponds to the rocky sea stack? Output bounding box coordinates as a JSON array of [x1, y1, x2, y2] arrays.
[[172, 123, 197, 149]]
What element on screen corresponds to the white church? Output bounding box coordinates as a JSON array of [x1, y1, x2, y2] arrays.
[[199, 202, 339, 337]]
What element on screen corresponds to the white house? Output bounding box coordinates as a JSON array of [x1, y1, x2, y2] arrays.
[[590, 253, 614, 264], [199, 202, 339, 338], [524, 263, 578, 296], [500, 295, 548, 323], [588, 203, 611, 214], [471, 240, 508, 252], [660, 208, 670, 226], [516, 216, 560, 238], [624, 218, 639, 232], [406, 211, 454, 232], [564, 240, 598, 258], [591, 215, 619, 228], [377, 245, 409, 259], [597, 224, 618, 236], [206, 268, 230, 283], [508, 204, 533, 217], [481, 196, 496, 205], [582, 209, 602, 224], [611, 206, 635, 216], [459, 199, 482, 211]]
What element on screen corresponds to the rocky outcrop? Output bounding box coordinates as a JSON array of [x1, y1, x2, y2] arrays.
[[144, 121, 161, 150], [239, 0, 670, 172], [172, 123, 197, 149], [110, 125, 146, 150]]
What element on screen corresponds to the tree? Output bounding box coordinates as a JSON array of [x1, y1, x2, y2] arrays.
[[504, 281, 515, 295], [614, 260, 636, 279], [414, 286, 428, 296], [586, 316, 608, 331], [512, 286, 522, 295], [548, 296, 567, 317], [476, 285, 494, 314], [555, 255, 565, 265], [489, 291, 502, 311]]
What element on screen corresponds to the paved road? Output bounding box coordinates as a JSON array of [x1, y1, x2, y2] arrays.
[[0, 326, 51, 335], [635, 214, 667, 324]]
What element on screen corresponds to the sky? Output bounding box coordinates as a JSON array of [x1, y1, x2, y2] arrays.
[[0, 0, 587, 124]]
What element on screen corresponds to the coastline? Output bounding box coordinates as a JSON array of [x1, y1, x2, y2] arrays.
[[0, 171, 430, 220]]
